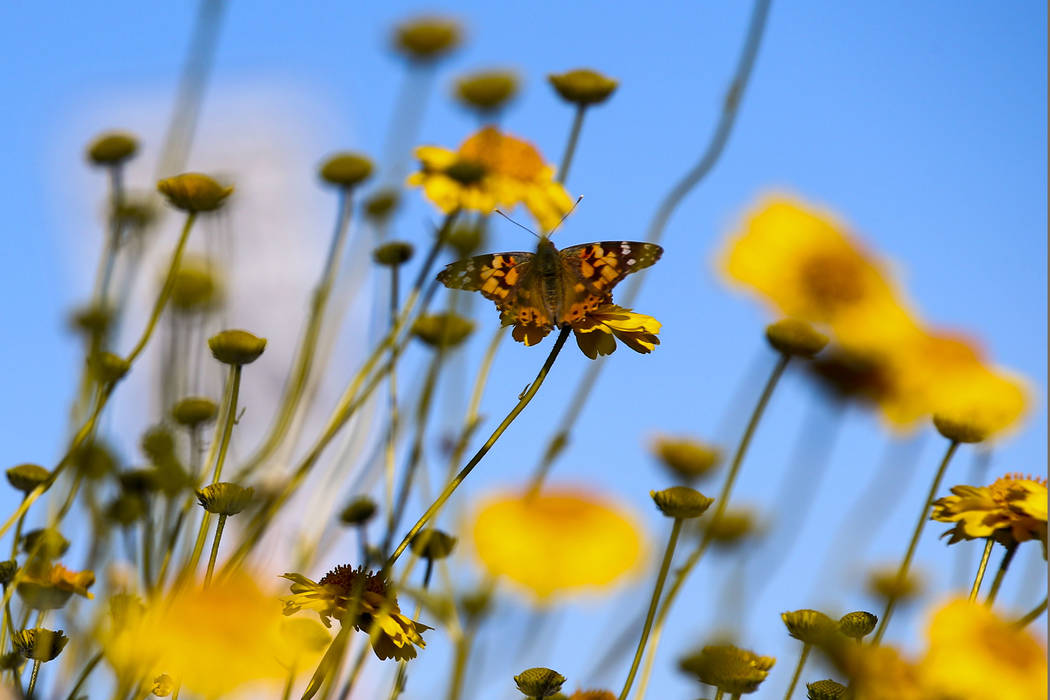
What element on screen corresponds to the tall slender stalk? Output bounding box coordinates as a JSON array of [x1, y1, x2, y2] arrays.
[[968, 538, 994, 602], [984, 541, 1018, 606]]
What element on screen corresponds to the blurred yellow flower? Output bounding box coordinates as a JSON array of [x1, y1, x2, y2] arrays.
[[281, 565, 430, 661], [16, 563, 95, 610], [920, 598, 1047, 700], [829, 643, 925, 700], [98, 575, 303, 698], [932, 474, 1047, 550], [469, 486, 645, 602], [407, 126, 574, 230], [567, 304, 661, 359]]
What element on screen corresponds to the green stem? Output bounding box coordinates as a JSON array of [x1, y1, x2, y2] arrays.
[[783, 643, 811, 700], [872, 439, 960, 645], [630, 352, 789, 700], [10, 495, 26, 560], [558, 105, 586, 185], [386, 326, 572, 568], [968, 538, 994, 602], [618, 518, 683, 700], [384, 263, 402, 534], [714, 690, 725, 700], [27, 659, 41, 697], [204, 513, 227, 586], [1014, 596, 1047, 627], [64, 651, 104, 700], [983, 541, 1018, 606]]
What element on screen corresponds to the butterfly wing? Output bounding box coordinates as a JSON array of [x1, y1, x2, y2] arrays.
[[436, 252, 534, 305], [559, 242, 663, 297]]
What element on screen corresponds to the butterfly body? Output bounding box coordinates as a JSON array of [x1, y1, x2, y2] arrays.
[[438, 236, 662, 344]]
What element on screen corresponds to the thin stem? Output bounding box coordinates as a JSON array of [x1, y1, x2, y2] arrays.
[[10, 495, 26, 559], [630, 352, 789, 700], [872, 439, 960, 645], [558, 105, 586, 184], [27, 659, 41, 697], [1014, 596, 1048, 627], [64, 651, 104, 700], [968, 538, 995, 602], [617, 518, 683, 700], [714, 690, 725, 700], [204, 513, 227, 586], [386, 326, 572, 568], [783, 643, 811, 700], [384, 263, 402, 530], [984, 541, 1018, 606]]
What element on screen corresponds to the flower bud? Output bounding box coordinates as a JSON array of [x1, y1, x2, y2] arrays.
[[411, 313, 475, 349], [208, 329, 267, 365], [0, 652, 23, 671], [0, 561, 17, 585], [12, 628, 68, 662], [152, 674, 176, 697], [765, 319, 829, 358], [678, 644, 775, 695], [410, 528, 457, 560], [339, 496, 377, 526], [106, 494, 146, 526], [21, 529, 69, 559], [461, 587, 493, 621], [157, 173, 233, 212], [170, 256, 223, 312], [455, 70, 519, 112], [703, 508, 763, 548], [837, 611, 877, 640], [197, 482, 254, 516], [87, 131, 138, 166], [806, 679, 847, 700], [90, 351, 130, 385], [6, 464, 51, 494], [443, 223, 485, 257], [119, 469, 159, 495], [69, 304, 113, 337], [172, 396, 219, 428], [650, 486, 714, 519], [115, 194, 158, 230], [393, 17, 461, 62], [650, 436, 721, 481], [780, 609, 836, 645], [867, 567, 923, 602], [514, 667, 566, 698], [547, 69, 618, 106], [319, 153, 374, 188], [141, 425, 176, 465], [72, 441, 117, 480], [373, 241, 414, 266], [932, 414, 986, 444], [364, 189, 399, 221]]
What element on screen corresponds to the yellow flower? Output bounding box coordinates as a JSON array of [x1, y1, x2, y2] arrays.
[[827, 643, 925, 700], [469, 486, 645, 603], [931, 474, 1047, 550], [919, 598, 1047, 700], [719, 195, 920, 355], [16, 563, 95, 610], [567, 304, 661, 359], [98, 575, 292, 698], [281, 565, 430, 661], [407, 127, 574, 231]]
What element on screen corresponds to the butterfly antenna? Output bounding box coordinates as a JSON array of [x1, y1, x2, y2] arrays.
[[494, 209, 541, 239], [546, 195, 584, 239]]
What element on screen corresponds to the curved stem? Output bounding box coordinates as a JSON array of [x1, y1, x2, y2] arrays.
[[204, 513, 227, 586], [968, 538, 994, 602], [386, 326, 572, 568], [983, 541, 1018, 607], [10, 495, 26, 560], [617, 518, 683, 700], [64, 651, 104, 700], [1014, 596, 1048, 628], [783, 643, 811, 700], [872, 439, 959, 644], [558, 105, 586, 184]]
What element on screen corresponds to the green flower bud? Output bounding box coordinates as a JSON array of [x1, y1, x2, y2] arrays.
[[837, 611, 878, 640], [87, 131, 138, 166], [650, 486, 714, 519], [0, 561, 17, 585], [409, 529, 457, 560], [650, 436, 722, 481], [339, 496, 377, 526], [411, 313, 474, 349], [806, 679, 847, 700], [170, 256, 223, 312], [157, 173, 233, 213], [932, 414, 987, 444], [0, 651, 23, 671], [21, 529, 69, 559], [208, 329, 267, 365], [393, 17, 461, 62], [548, 69, 618, 106], [106, 494, 146, 527], [780, 609, 836, 645], [69, 304, 113, 337], [703, 508, 763, 549], [196, 482, 254, 516], [172, 396, 219, 428], [115, 194, 158, 230], [765, 319, 829, 358], [141, 425, 176, 464], [867, 567, 923, 602], [319, 152, 374, 188], [6, 464, 51, 494], [16, 580, 73, 611], [364, 188, 400, 221], [90, 351, 130, 384], [119, 469, 159, 495], [443, 223, 485, 257], [514, 667, 566, 698], [461, 587, 493, 621], [455, 70, 519, 112], [12, 628, 68, 662], [72, 441, 117, 480], [373, 241, 414, 266], [678, 645, 775, 695]]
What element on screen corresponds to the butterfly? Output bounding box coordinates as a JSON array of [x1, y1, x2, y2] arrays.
[[437, 237, 663, 345]]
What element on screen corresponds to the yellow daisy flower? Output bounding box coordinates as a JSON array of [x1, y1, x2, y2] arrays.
[[567, 304, 661, 359], [931, 473, 1047, 549], [920, 598, 1047, 700], [469, 486, 646, 603], [406, 126, 574, 231], [281, 564, 430, 661]]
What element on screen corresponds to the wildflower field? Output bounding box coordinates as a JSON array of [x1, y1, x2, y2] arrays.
[[1, 3, 1046, 699]]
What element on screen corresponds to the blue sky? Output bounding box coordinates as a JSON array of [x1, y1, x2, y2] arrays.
[[0, 2, 1045, 698]]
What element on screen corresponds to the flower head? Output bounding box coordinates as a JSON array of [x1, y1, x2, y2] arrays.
[[678, 644, 775, 695], [566, 304, 661, 359], [469, 486, 645, 603], [932, 474, 1047, 550], [650, 435, 722, 481], [281, 565, 429, 660], [407, 127, 573, 231], [16, 562, 94, 610]]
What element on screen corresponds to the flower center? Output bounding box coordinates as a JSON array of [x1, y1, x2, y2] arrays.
[[319, 564, 388, 597], [799, 252, 867, 311]]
